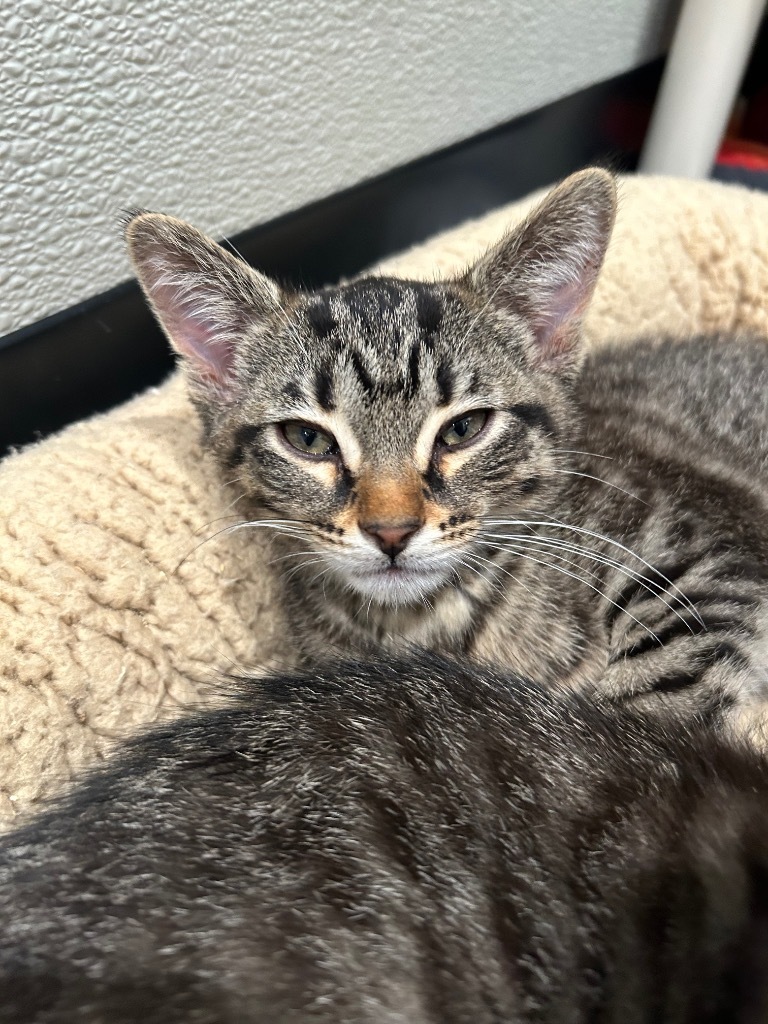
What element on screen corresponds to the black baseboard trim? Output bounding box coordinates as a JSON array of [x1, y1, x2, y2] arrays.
[[0, 59, 663, 454]]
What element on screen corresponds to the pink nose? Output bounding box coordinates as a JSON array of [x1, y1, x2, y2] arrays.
[[360, 520, 421, 560]]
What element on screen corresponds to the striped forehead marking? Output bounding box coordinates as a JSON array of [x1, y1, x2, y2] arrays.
[[305, 280, 445, 341], [301, 280, 457, 404]]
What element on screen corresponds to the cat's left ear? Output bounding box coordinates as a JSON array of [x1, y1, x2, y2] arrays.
[[466, 168, 616, 372]]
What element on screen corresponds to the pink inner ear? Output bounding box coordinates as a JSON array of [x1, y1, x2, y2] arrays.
[[152, 280, 238, 390], [530, 269, 595, 365]]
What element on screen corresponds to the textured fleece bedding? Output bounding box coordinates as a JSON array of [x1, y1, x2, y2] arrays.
[[1, 173, 768, 826]]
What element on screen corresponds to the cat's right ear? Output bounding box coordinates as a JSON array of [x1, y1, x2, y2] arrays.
[[124, 212, 282, 399]]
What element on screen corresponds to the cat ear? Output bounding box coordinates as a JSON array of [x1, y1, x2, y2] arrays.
[[467, 168, 616, 371], [125, 212, 282, 398]]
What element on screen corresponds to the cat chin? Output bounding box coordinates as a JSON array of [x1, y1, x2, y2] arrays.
[[342, 565, 451, 607]]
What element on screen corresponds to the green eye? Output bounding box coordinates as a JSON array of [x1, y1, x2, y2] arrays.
[[438, 410, 489, 448], [281, 421, 337, 457]]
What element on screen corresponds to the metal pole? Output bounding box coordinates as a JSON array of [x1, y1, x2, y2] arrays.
[[639, 0, 766, 178]]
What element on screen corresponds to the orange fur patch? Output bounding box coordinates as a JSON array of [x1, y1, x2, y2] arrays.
[[356, 472, 425, 527]]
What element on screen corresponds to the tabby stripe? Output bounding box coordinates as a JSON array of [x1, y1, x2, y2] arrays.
[[313, 365, 335, 411], [435, 360, 454, 405], [642, 557, 699, 594], [414, 286, 444, 336], [407, 340, 420, 396], [305, 297, 337, 338], [702, 640, 750, 671], [508, 403, 555, 437], [226, 424, 263, 467], [423, 461, 446, 494], [653, 671, 703, 695], [615, 616, 745, 661], [651, 642, 748, 694], [335, 463, 356, 501], [604, 557, 697, 626], [666, 589, 757, 610], [349, 350, 374, 393], [604, 579, 640, 626]]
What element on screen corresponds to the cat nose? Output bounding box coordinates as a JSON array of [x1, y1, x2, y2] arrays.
[[360, 520, 421, 559]]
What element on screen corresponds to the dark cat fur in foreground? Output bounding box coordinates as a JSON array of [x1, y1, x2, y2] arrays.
[[125, 170, 768, 727], [1, 656, 768, 1021]]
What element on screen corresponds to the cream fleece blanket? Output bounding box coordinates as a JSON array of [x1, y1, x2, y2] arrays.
[[2, 174, 768, 827]]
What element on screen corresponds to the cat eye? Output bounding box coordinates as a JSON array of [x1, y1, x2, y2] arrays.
[[280, 421, 338, 458], [437, 410, 489, 448]]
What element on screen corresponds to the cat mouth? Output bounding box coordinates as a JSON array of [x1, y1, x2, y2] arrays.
[[345, 562, 451, 605], [374, 562, 444, 580]]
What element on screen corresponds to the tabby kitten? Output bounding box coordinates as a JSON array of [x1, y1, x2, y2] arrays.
[[125, 170, 768, 723], [1, 654, 768, 1023]]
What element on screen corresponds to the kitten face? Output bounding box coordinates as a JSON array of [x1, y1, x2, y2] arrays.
[[126, 169, 616, 609], [210, 279, 569, 605]]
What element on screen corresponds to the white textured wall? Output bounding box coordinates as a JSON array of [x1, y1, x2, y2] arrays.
[[2, 0, 673, 336]]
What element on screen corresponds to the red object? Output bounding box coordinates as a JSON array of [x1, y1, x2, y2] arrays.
[[717, 137, 768, 171]]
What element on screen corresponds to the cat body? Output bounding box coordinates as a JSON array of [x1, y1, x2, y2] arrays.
[[263, 330, 768, 722], [1, 655, 768, 1022], [467, 332, 768, 713], [126, 170, 768, 725]]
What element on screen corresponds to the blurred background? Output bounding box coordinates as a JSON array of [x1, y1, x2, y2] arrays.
[[1, 0, 766, 452]]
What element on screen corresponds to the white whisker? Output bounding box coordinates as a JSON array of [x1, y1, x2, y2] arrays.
[[477, 532, 697, 635], [496, 543, 661, 646], [552, 448, 614, 460], [550, 469, 648, 505], [456, 556, 500, 591], [173, 519, 314, 573], [307, 564, 335, 587], [267, 550, 323, 567], [463, 550, 536, 599], [482, 514, 703, 627], [190, 513, 243, 536], [283, 558, 327, 583]]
